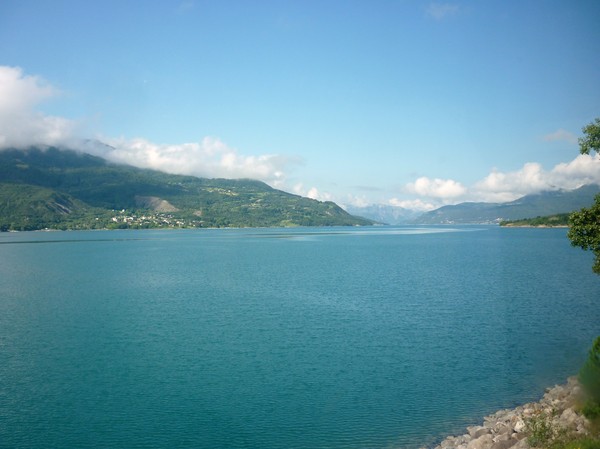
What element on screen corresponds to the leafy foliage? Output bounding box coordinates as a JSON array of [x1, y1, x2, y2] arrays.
[[579, 118, 600, 155], [568, 118, 600, 274], [583, 400, 600, 420], [580, 336, 600, 408], [569, 196, 600, 274], [525, 409, 568, 448], [559, 437, 600, 449], [0, 147, 373, 230]]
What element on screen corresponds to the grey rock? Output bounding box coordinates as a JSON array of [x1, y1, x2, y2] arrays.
[[511, 439, 529, 449], [512, 432, 527, 441], [559, 408, 578, 427], [467, 434, 493, 449], [468, 426, 491, 439], [426, 377, 589, 449], [490, 439, 516, 449], [492, 433, 511, 443], [493, 423, 512, 436], [440, 438, 455, 448], [513, 419, 526, 433]]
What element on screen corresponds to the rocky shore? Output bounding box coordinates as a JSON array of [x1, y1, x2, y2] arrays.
[[425, 377, 590, 449]]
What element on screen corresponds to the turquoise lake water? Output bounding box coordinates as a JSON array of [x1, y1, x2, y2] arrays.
[[1, 226, 599, 448]]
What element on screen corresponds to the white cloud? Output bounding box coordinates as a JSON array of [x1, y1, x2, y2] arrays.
[[551, 154, 600, 186], [543, 128, 577, 145], [0, 66, 77, 149], [406, 176, 467, 198], [307, 188, 333, 202], [388, 198, 437, 211], [292, 183, 332, 202], [472, 155, 600, 202], [0, 65, 297, 189], [473, 162, 547, 202], [89, 136, 294, 188], [343, 194, 370, 208], [426, 2, 459, 20], [306, 187, 320, 200], [392, 155, 600, 209]]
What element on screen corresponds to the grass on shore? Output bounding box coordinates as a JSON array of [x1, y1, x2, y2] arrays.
[[525, 411, 600, 449]]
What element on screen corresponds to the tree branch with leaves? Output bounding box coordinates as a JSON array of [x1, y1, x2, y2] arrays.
[[568, 118, 600, 274]]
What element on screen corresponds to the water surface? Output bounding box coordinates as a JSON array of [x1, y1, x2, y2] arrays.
[[1, 226, 598, 448]]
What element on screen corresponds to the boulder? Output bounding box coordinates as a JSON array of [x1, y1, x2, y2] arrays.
[[467, 434, 493, 449], [492, 433, 511, 443], [511, 438, 529, 449], [493, 423, 512, 436], [512, 432, 527, 441], [468, 426, 491, 439], [490, 439, 516, 449], [513, 419, 526, 433], [559, 408, 579, 428]]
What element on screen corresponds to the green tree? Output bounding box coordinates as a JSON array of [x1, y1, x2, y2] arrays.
[[579, 118, 600, 155], [580, 336, 600, 418], [568, 118, 600, 274]]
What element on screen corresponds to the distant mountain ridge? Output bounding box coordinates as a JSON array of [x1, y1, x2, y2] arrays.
[[0, 147, 374, 230], [412, 185, 600, 224], [344, 203, 422, 225]]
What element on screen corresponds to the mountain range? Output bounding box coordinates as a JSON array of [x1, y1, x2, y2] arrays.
[[347, 185, 600, 225], [0, 147, 373, 231], [413, 185, 600, 224], [344, 204, 422, 225], [2, 146, 597, 230]]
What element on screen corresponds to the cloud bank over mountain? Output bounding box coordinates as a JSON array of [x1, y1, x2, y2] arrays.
[[401, 154, 600, 210], [2, 65, 599, 211], [471, 156, 600, 203], [0, 66, 295, 189], [87, 137, 295, 189]]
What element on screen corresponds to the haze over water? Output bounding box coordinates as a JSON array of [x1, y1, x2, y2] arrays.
[[1, 226, 599, 449]]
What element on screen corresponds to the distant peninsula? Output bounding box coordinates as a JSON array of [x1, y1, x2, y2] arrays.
[[0, 147, 374, 231], [499, 214, 570, 228]]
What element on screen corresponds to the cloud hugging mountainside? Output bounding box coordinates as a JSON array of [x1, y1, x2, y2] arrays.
[[0, 147, 374, 231]]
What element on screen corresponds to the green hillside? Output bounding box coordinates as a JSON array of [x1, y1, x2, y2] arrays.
[[0, 147, 373, 231]]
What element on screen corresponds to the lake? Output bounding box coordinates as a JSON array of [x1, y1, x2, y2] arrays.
[[1, 226, 599, 449]]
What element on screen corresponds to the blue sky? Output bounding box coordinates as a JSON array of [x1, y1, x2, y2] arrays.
[[1, 1, 599, 210]]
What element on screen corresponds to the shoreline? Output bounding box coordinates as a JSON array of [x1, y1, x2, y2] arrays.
[[500, 224, 569, 228], [423, 377, 589, 449]]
